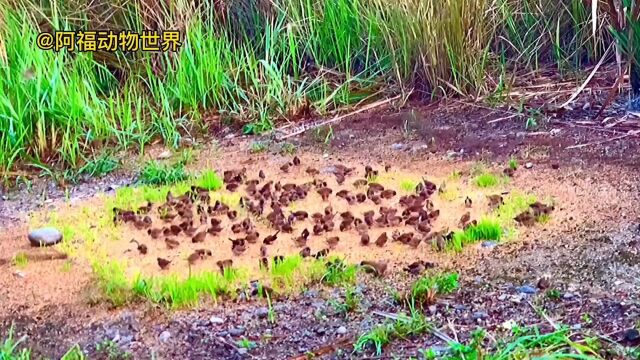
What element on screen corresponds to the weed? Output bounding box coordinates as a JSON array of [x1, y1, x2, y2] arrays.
[[399, 179, 419, 193], [322, 258, 358, 286], [95, 340, 132, 360], [179, 149, 195, 165], [196, 170, 223, 191], [525, 116, 538, 130], [266, 292, 277, 324], [508, 157, 519, 170], [581, 313, 593, 325], [474, 172, 502, 188], [138, 161, 190, 186], [236, 338, 257, 350], [61, 260, 74, 273], [330, 286, 362, 315], [60, 345, 87, 360], [92, 261, 132, 307], [546, 289, 561, 300], [11, 253, 28, 268], [0, 326, 30, 360], [410, 272, 459, 306], [250, 141, 268, 153], [450, 219, 502, 251], [353, 324, 393, 355], [280, 142, 297, 155]]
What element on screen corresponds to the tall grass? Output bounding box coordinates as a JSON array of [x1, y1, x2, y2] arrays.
[[0, 0, 612, 174]]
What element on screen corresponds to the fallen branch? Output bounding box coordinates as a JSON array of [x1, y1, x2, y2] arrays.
[[277, 95, 403, 140], [287, 335, 353, 360], [565, 129, 640, 149], [558, 44, 613, 110]]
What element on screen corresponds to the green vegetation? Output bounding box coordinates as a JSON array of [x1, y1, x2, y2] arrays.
[[279, 142, 297, 155], [546, 289, 561, 300], [0, 0, 619, 176], [322, 258, 358, 286], [95, 340, 131, 360], [354, 306, 431, 355], [410, 272, 459, 306], [11, 252, 28, 268], [508, 157, 519, 171], [138, 161, 190, 186], [474, 172, 502, 188], [236, 338, 257, 350], [249, 141, 268, 153], [450, 219, 502, 251], [436, 326, 602, 360], [329, 286, 362, 315], [399, 179, 419, 193], [196, 170, 223, 191]]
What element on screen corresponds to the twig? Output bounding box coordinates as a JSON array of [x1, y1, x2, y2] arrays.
[[593, 66, 626, 121], [487, 114, 522, 124], [527, 300, 559, 330], [277, 95, 403, 140], [558, 44, 613, 110], [565, 130, 640, 149]]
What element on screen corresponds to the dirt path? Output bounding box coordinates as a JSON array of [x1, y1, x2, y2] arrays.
[[1, 104, 639, 359]]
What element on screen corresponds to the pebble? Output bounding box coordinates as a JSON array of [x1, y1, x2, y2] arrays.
[[472, 311, 488, 320], [13, 271, 25, 278], [28, 227, 62, 247], [157, 150, 172, 159], [498, 294, 508, 301], [518, 285, 537, 294], [537, 278, 551, 289], [570, 324, 582, 330], [624, 329, 640, 343], [481, 241, 498, 248], [336, 326, 347, 335], [255, 307, 269, 319], [391, 143, 405, 150], [158, 331, 171, 343], [304, 289, 319, 298], [563, 293, 575, 300], [428, 305, 437, 314], [524, 162, 534, 169], [237, 348, 248, 355], [315, 328, 326, 335], [210, 316, 225, 325], [229, 327, 245, 337]]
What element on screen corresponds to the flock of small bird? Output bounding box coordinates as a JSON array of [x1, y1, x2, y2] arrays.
[[112, 156, 553, 277]]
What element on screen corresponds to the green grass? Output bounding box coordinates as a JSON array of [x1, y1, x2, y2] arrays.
[[138, 161, 191, 186], [450, 219, 502, 251], [399, 179, 419, 193], [410, 272, 459, 305], [11, 253, 28, 268], [322, 258, 358, 286], [0, 0, 611, 176], [196, 170, 223, 191], [474, 172, 503, 188], [508, 157, 519, 171]]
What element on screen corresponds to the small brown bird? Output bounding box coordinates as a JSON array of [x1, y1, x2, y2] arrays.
[[259, 257, 269, 269], [299, 246, 311, 258], [259, 169, 266, 179], [360, 233, 370, 246], [360, 260, 387, 277], [487, 194, 504, 209], [273, 255, 285, 264], [245, 231, 259, 244], [293, 156, 301, 166], [503, 167, 515, 177], [226, 183, 240, 192], [280, 163, 291, 173], [227, 210, 238, 220], [130, 239, 148, 254], [403, 260, 435, 275], [514, 211, 536, 227], [465, 196, 472, 208], [157, 257, 171, 270], [262, 230, 280, 245], [294, 229, 310, 247], [313, 223, 324, 235], [306, 167, 319, 176], [192, 230, 207, 243], [380, 189, 396, 199], [187, 251, 203, 265], [314, 248, 329, 259], [260, 245, 268, 257], [353, 179, 368, 187], [165, 237, 180, 249], [459, 212, 471, 228], [216, 259, 233, 274], [169, 224, 182, 236], [317, 187, 333, 201], [433, 232, 446, 252], [147, 228, 162, 239], [375, 232, 388, 247], [326, 236, 340, 249], [335, 173, 345, 185]]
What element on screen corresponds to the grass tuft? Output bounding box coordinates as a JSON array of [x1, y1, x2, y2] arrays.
[[474, 172, 502, 188], [196, 170, 223, 191], [11, 253, 28, 268], [450, 219, 502, 251], [410, 272, 459, 306], [139, 161, 191, 186]]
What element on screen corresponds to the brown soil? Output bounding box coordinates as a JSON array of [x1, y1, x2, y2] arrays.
[[1, 101, 640, 359]]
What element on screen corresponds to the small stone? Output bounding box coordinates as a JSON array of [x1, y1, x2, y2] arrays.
[[570, 324, 582, 330], [158, 330, 171, 343], [304, 289, 319, 298], [518, 285, 537, 294], [524, 162, 533, 169], [216, 331, 229, 337], [237, 348, 248, 355], [315, 328, 326, 335], [157, 150, 172, 159], [336, 326, 347, 335], [537, 278, 550, 289], [624, 329, 640, 343], [349, 134, 355, 139], [472, 311, 488, 320], [255, 307, 269, 319], [229, 327, 245, 337], [481, 241, 497, 248], [210, 316, 225, 325], [28, 227, 62, 247], [428, 305, 437, 314], [498, 294, 508, 301], [391, 143, 405, 150], [13, 271, 25, 278], [551, 163, 560, 170], [563, 293, 575, 300], [323, 153, 329, 158]]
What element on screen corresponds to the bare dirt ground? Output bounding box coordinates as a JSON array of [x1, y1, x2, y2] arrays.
[[1, 102, 640, 359]]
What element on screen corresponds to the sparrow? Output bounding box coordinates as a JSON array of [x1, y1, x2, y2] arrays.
[[465, 196, 472, 208], [157, 257, 171, 270], [147, 228, 162, 239], [314, 249, 329, 259], [192, 230, 207, 243], [360, 260, 387, 277], [375, 232, 388, 247], [326, 236, 340, 249], [514, 211, 536, 226], [165, 237, 180, 249], [130, 239, 148, 254], [293, 156, 301, 166], [360, 233, 370, 246], [299, 246, 311, 258], [353, 179, 368, 187], [458, 212, 471, 228], [216, 259, 233, 274]]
